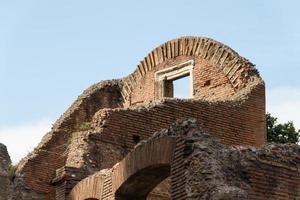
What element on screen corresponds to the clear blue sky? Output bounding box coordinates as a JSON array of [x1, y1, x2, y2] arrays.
[[1, 0, 300, 162]]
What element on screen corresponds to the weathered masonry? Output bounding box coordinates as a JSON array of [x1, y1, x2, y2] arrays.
[[1, 36, 299, 200], [70, 120, 300, 200]]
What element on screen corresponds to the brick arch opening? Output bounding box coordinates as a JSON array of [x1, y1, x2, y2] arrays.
[[69, 137, 179, 200], [69, 171, 106, 200], [115, 164, 170, 199], [111, 137, 177, 199]]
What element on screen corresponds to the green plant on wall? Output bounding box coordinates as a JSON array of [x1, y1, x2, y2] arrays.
[[8, 164, 16, 181], [79, 122, 92, 131]]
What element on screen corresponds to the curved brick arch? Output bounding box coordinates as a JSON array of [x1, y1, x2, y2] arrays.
[[121, 36, 261, 103], [69, 171, 106, 200], [69, 137, 178, 200], [111, 137, 176, 199]]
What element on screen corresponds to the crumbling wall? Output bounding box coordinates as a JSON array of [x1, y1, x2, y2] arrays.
[[53, 79, 123, 131], [242, 144, 300, 199], [6, 36, 267, 200], [64, 37, 265, 200], [12, 80, 123, 200], [64, 82, 264, 199], [90, 83, 265, 153], [0, 143, 11, 200], [69, 119, 300, 200], [65, 130, 125, 173], [183, 121, 300, 200], [11, 129, 69, 200]]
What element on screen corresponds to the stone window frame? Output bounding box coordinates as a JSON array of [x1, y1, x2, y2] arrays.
[[154, 59, 194, 99]]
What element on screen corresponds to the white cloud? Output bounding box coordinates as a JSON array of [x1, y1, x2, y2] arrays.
[[267, 87, 300, 129], [0, 119, 53, 164]]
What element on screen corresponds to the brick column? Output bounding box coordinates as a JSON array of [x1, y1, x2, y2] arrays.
[[52, 166, 88, 200]]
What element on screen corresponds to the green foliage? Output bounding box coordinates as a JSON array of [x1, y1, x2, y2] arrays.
[[8, 164, 16, 181], [266, 113, 300, 144], [79, 122, 92, 131]]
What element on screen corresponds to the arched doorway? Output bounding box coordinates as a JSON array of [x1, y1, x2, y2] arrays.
[[70, 134, 187, 200], [111, 137, 177, 199], [115, 164, 170, 199]]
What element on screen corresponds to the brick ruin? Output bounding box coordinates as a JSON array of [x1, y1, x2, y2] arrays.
[[0, 36, 299, 200], [69, 119, 300, 200], [0, 144, 11, 200]]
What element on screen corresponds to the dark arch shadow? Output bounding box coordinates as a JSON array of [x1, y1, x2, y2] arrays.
[[115, 164, 170, 200]]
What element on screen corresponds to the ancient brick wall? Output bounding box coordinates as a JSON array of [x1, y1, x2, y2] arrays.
[[67, 82, 265, 199], [169, 138, 186, 200], [68, 170, 106, 200], [13, 80, 123, 200], [193, 57, 235, 100], [65, 130, 126, 172], [13, 129, 69, 199], [69, 132, 179, 199], [243, 145, 300, 199], [0, 143, 11, 200], [129, 55, 237, 105], [183, 125, 300, 200], [69, 119, 300, 200], [91, 83, 265, 151], [52, 80, 123, 132], [121, 37, 261, 106], [6, 36, 267, 199]]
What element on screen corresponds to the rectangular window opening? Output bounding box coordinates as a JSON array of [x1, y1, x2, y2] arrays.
[[155, 59, 194, 99], [173, 75, 191, 99]]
